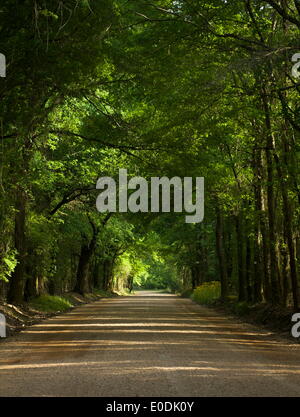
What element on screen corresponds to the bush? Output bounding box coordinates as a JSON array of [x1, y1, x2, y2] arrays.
[[181, 288, 194, 298], [29, 295, 73, 312], [232, 301, 251, 316], [192, 281, 221, 305]]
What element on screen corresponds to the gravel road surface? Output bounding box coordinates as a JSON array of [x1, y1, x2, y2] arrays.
[[1, 291, 300, 397]]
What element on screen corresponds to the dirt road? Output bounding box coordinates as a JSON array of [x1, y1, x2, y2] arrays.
[[1, 291, 300, 396]]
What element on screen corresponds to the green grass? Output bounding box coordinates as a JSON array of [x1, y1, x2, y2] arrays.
[[192, 281, 221, 305], [93, 289, 117, 298], [29, 295, 73, 312]]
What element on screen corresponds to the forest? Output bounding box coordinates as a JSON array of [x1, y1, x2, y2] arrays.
[[0, 0, 300, 313]]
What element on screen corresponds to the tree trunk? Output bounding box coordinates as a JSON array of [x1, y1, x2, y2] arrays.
[[74, 244, 93, 295], [274, 151, 299, 309], [261, 89, 281, 304], [252, 146, 264, 303], [74, 221, 98, 295], [7, 187, 26, 304], [216, 206, 228, 300], [245, 235, 252, 302], [235, 213, 246, 301]]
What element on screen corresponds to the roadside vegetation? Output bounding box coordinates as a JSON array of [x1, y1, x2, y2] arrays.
[[0, 290, 117, 337], [187, 284, 294, 336], [29, 295, 73, 313], [191, 282, 221, 306]]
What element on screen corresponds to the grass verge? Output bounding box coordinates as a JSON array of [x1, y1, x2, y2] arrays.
[[184, 283, 296, 340], [0, 289, 118, 338], [29, 295, 73, 312]]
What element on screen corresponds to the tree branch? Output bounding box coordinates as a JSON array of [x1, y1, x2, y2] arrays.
[[49, 129, 162, 151], [264, 0, 300, 28]]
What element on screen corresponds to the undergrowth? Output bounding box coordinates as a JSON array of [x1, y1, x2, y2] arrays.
[[191, 281, 221, 305], [29, 295, 73, 312]]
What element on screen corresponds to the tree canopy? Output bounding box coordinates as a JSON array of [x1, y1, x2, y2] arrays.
[[0, 0, 300, 310]]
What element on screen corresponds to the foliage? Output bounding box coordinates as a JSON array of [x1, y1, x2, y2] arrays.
[[192, 282, 221, 305], [232, 301, 251, 316], [0, 250, 17, 282], [29, 295, 73, 312]]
